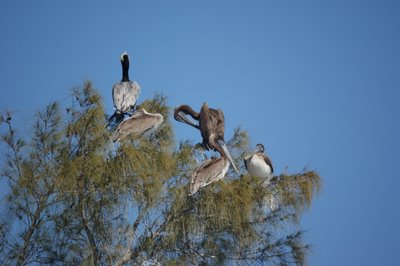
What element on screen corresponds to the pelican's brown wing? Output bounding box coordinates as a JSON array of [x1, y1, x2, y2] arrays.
[[263, 154, 274, 174], [189, 157, 228, 196], [112, 110, 163, 142], [214, 108, 225, 140], [199, 107, 225, 150], [198, 107, 212, 149]]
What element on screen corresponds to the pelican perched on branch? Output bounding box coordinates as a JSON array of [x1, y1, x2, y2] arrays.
[[189, 156, 230, 196], [109, 52, 141, 123], [112, 109, 163, 142], [244, 144, 274, 182], [174, 103, 239, 173]]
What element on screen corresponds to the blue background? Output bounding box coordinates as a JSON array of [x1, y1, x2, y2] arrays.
[[1, 1, 399, 265]]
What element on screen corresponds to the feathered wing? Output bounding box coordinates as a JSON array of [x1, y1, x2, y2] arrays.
[[215, 108, 225, 140], [126, 81, 140, 110], [112, 83, 123, 112], [198, 108, 210, 149], [263, 154, 274, 174], [199, 107, 223, 150], [112, 81, 141, 113], [243, 157, 248, 171], [112, 110, 163, 142], [189, 157, 228, 196]]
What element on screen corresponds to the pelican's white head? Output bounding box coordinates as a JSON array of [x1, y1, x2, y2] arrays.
[[120, 51, 129, 62]]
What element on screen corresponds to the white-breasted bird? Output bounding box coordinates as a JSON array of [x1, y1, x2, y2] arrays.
[[244, 144, 274, 183], [109, 52, 141, 123]]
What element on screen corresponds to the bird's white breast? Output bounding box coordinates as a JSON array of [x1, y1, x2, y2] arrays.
[[246, 155, 272, 180]]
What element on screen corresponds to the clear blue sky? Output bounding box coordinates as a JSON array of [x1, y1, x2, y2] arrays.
[[1, 1, 399, 265]]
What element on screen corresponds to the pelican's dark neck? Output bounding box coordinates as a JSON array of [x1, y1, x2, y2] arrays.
[[122, 64, 130, 82], [178, 105, 200, 120]]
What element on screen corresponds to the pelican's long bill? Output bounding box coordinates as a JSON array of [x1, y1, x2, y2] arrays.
[[174, 110, 199, 130], [217, 139, 239, 173]]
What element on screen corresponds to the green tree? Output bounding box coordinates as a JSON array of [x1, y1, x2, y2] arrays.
[[0, 81, 321, 265]]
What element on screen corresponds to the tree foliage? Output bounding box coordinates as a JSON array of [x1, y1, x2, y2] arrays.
[[0, 81, 321, 265]]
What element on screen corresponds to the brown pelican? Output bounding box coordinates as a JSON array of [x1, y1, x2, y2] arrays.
[[174, 103, 239, 173], [109, 52, 141, 123], [244, 143, 274, 182], [112, 109, 163, 142], [189, 156, 230, 196]]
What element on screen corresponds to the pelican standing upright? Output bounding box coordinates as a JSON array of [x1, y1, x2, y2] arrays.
[[109, 52, 141, 123], [244, 143, 274, 182]]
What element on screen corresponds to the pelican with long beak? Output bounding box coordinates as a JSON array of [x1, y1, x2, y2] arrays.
[[112, 109, 163, 142], [109, 52, 141, 124], [188, 156, 230, 196], [174, 103, 239, 173], [244, 144, 274, 183]]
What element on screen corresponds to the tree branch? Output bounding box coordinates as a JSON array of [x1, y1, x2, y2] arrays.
[[113, 205, 146, 266], [79, 192, 99, 266]]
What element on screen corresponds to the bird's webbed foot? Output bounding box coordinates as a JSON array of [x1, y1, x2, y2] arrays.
[[115, 113, 124, 124]]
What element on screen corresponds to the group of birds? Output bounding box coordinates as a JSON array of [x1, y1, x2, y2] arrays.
[[108, 52, 274, 196], [108, 52, 164, 142], [174, 104, 274, 195]]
